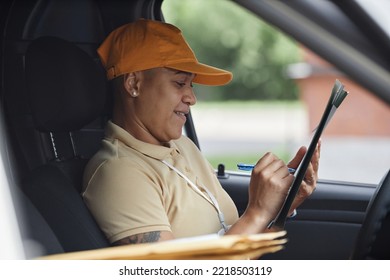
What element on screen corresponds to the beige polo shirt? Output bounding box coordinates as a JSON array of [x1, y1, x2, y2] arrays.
[[82, 121, 239, 243]]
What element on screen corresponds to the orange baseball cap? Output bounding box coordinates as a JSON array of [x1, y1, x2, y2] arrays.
[[97, 19, 232, 86]]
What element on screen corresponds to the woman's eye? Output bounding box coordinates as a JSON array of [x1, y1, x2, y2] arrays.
[[175, 81, 193, 88], [176, 82, 186, 87]]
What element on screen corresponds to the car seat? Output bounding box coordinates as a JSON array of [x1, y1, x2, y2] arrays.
[[21, 36, 110, 254]]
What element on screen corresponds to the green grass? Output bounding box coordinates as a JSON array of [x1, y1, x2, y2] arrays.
[[206, 149, 291, 172], [194, 100, 303, 110]]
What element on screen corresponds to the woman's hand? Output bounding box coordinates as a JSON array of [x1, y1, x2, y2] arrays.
[[229, 152, 295, 234], [287, 140, 321, 214], [227, 141, 321, 235]]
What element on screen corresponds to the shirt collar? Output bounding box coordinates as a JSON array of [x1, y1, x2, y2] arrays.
[[105, 120, 180, 160]]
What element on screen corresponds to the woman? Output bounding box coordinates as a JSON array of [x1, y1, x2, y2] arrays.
[[82, 19, 320, 246]]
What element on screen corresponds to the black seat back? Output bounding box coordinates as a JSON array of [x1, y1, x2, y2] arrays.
[[22, 36, 110, 254], [2, 0, 162, 257]]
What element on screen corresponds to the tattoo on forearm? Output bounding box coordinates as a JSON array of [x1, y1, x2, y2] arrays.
[[112, 231, 161, 246]]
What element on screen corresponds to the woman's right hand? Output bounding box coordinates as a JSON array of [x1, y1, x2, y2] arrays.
[[227, 152, 294, 235], [246, 152, 294, 226]]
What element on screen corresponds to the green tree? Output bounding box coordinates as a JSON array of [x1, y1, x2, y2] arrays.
[[162, 0, 301, 101]]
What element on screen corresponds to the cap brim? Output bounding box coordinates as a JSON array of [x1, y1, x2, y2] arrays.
[[167, 61, 233, 86]]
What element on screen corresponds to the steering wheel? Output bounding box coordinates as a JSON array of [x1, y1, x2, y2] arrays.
[[351, 169, 390, 259]]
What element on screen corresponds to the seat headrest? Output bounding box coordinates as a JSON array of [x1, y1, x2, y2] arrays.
[[25, 36, 107, 133]]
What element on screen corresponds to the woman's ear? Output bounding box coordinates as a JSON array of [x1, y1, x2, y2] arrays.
[[123, 73, 139, 97]]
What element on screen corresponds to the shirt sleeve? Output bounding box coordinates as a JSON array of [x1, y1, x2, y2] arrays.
[[83, 157, 171, 243]]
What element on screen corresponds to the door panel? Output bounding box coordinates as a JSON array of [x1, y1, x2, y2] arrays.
[[220, 172, 375, 259]]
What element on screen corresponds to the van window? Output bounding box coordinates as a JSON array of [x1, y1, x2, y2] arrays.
[[163, 0, 390, 184]]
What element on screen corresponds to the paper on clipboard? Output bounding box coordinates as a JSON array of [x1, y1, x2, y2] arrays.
[[269, 79, 348, 230]]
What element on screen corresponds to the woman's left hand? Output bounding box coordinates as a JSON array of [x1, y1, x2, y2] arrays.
[[287, 140, 321, 214]]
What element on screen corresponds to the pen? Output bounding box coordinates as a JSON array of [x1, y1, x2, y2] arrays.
[[237, 163, 295, 173]]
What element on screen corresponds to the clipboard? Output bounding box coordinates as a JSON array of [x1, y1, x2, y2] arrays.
[[269, 79, 348, 230]]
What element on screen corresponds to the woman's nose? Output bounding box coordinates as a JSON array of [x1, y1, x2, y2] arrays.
[[183, 88, 197, 106]]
